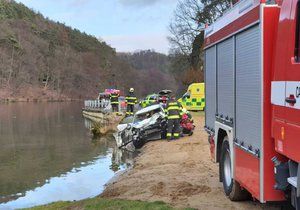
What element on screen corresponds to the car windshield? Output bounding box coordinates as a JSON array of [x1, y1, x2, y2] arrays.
[[134, 113, 148, 123], [134, 108, 162, 123]]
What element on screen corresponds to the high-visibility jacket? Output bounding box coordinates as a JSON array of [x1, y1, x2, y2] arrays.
[[110, 93, 119, 105], [166, 99, 183, 120], [125, 92, 137, 105]]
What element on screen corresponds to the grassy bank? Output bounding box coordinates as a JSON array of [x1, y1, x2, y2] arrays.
[[26, 198, 194, 210]]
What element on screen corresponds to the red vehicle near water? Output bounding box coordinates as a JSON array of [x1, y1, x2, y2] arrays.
[[204, 0, 300, 208]]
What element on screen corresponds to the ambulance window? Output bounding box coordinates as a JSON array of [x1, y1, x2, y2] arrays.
[[295, 1, 300, 62], [197, 88, 200, 92]]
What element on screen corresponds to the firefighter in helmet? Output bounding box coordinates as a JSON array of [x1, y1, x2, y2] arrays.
[[125, 88, 138, 116], [166, 95, 183, 140], [110, 90, 120, 113]]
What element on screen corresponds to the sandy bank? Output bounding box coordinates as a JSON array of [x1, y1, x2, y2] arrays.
[[101, 113, 280, 210]]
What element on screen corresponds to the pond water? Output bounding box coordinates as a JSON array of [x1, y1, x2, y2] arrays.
[[0, 102, 133, 210]]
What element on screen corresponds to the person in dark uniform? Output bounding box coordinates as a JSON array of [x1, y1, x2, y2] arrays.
[[125, 88, 137, 116], [166, 95, 183, 140], [110, 91, 119, 113]]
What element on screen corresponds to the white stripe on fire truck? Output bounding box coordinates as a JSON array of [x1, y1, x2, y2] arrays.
[[271, 81, 300, 109], [271, 81, 286, 106]]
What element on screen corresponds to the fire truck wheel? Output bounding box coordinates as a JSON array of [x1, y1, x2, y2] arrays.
[[220, 139, 249, 201]]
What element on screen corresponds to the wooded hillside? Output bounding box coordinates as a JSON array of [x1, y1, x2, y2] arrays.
[[118, 50, 177, 95], [0, 0, 177, 100]]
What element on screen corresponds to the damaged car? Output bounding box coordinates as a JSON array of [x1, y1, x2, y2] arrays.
[[116, 104, 167, 149]]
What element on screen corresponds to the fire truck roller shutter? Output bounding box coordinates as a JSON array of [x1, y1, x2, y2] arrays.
[[235, 25, 262, 153], [205, 46, 217, 132], [217, 38, 234, 124]]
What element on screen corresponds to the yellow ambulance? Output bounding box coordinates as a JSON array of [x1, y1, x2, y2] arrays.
[[178, 83, 205, 111]]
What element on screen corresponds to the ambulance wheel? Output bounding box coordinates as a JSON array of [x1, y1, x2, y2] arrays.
[[220, 139, 249, 201]]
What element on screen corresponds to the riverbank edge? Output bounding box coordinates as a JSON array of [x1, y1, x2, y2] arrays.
[[82, 110, 124, 137]]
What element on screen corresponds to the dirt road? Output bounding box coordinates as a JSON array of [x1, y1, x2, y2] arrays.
[[101, 113, 281, 210]]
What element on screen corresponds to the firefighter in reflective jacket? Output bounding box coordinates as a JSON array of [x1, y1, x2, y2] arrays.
[[166, 96, 183, 140], [110, 91, 119, 113], [125, 88, 137, 116]]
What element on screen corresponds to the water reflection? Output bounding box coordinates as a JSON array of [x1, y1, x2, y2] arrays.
[[0, 102, 134, 210]]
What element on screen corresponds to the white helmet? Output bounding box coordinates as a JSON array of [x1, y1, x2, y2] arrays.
[[130, 88, 134, 92]]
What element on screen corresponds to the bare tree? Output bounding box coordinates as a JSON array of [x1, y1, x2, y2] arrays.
[[7, 44, 15, 87], [168, 0, 233, 91], [168, 0, 203, 56], [168, 0, 233, 56]]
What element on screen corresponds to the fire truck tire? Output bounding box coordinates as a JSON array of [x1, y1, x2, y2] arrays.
[[220, 140, 249, 201]]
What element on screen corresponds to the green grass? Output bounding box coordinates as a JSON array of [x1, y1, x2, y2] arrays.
[[25, 198, 194, 210]]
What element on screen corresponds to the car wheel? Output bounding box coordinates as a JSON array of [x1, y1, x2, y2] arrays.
[[133, 138, 145, 149], [220, 139, 249, 201]]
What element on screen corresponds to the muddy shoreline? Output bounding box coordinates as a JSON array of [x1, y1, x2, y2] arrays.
[[100, 113, 280, 210]]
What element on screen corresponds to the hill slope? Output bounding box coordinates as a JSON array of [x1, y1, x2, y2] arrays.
[[118, 50, 177, 95], [0, 0, 177, 100]]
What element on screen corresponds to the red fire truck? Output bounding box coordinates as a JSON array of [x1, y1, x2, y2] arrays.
[[204, 0, 300, 208]]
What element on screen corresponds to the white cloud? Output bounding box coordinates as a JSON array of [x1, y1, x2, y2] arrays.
[[102, 34, 169, 54]]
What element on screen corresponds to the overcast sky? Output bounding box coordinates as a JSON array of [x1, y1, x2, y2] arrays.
[[15, 0, 179, 54]]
